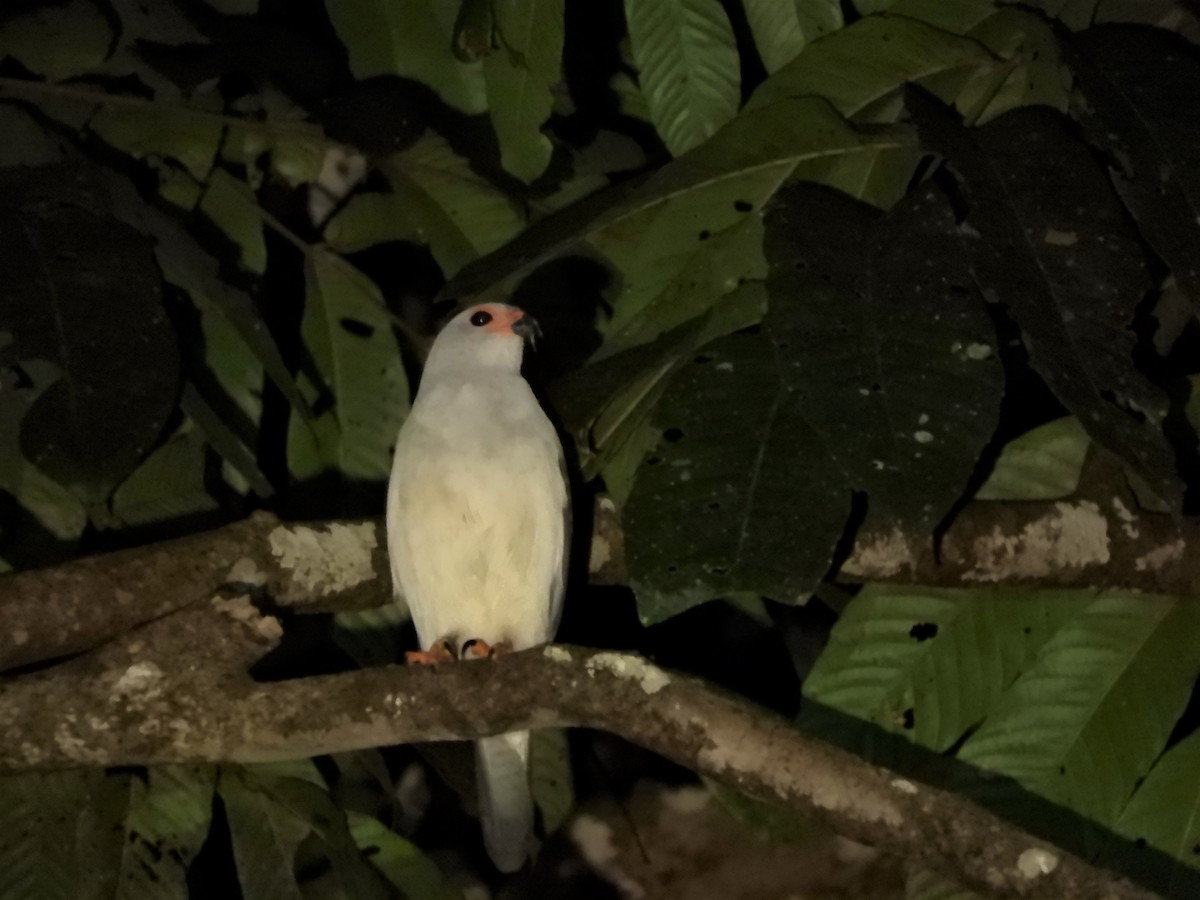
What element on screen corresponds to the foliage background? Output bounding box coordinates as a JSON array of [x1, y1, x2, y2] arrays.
[[1, 0, 1199, 897]]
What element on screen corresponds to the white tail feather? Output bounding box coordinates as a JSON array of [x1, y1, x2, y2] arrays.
[[475, 731, 533, 872]]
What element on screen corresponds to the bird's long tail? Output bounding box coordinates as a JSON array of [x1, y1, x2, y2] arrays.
[[475, 730, 533, 872]]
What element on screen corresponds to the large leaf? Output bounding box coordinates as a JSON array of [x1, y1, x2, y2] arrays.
[[0, 163, 180, 502], [957, 596, 1200, 826], [348, 813, 463, 900], [530, 728, 575, 835], [801, 587, 1092, 756], [747, 14, 996, 116], [445, 96, 916, 347], [1069, 25, 1200, 309], [324, 0, 486, 113], [743, 0, 843, 73], [974, 417, 1089, 501], [483, 0, 565, 183], [109, 419, 218, 528], [115, 766, 216, 899], [0, 770, 129, 900], [0, 359, 87, 541], [197, 168, 267, 275], [220, 768, 308, 900], [908, 91, 1184, 509], [1116, 729, 1200, 876], [89, 108, 222, 183], [0, 0, 111, 81], [622, 0, 741, 155], [288, 250, 409, 481], [381, 132, 526, 277], [623, 182, 1002, 622]]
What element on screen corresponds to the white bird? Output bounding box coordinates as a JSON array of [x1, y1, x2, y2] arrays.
[[386, 302, 569, 872]]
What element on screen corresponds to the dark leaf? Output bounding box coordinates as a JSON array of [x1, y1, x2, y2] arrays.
[[908, 89, 1183, 508], [1068, 25, 1200, 309], [0, 163, 180, 500]]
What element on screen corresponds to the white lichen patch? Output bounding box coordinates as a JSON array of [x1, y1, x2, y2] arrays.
[[1016, 847, 1059, 878], [1110, 496, 1139, 539], [113, 662, 165, 701], [914, 430, 934, 444], [268, 522, 376, 600], [226, 556, 267, 587], [842, 527, 915, 579], [543, 646, 573, 664], [715, 362, 734, 372], [1136, 538, 1185, 572], [890, 778, 918, 795], [12, 628, 27, 646], [964, 501, 1109, 582], [585, 652, 670, 694]]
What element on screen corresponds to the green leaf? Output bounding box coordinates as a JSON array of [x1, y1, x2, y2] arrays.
[[109, 420, 218, 528], [288, 250, 409, 480], [445, 96, 913, 340], [0, 770, 129, 900], [348, 813, 464, 900], [197, 168, 267, 275], [181, 383, 273, 498], [957, 596, 1200, 825], [381, 133, 526, 277], [116, 766, 216, 900], [324, 193, 425, 254], [623, 0, 741, 155], [0, 359, 87, 541], [975, 417, 1089, 501], [624, 182, 1002, 622], [748, 14, 996, 117], [743, 0, 843, 73], [220, 768, 308, 900], [324, 0, 487, 113], [530, 729, 574, 834], [90, 109, 222, 182], [483, 0, 565, 183], [802, 586, 1092, 755], [0, 0, 112, 81], [1116, 729, 1200, 873]]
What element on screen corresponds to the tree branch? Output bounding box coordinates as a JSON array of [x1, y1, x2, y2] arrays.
[[0, 605, 1162, 900], [5, 490, 1198, 672]]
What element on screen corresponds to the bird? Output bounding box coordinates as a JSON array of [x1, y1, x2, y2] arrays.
[[386, 302, 569, 872]]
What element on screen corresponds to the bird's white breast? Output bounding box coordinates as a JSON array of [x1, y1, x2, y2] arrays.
[[386, 375, 567, 651]]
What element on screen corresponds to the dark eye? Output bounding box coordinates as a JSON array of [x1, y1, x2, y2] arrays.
[[470, 310, 492, 327]]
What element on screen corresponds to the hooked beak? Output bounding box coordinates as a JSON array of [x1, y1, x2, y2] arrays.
[[512, 313, 542, 349]]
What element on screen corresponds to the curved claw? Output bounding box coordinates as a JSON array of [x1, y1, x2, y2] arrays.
[[406, 639, 456, 665], [461, 639, 512, 659]]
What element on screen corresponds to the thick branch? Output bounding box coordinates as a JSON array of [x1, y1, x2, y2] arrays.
[[5, 492, 1199, 671], [0, 624, 1160, 900]]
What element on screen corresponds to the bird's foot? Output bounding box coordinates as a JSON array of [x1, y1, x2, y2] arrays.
[[405, 639, 456, 665], [461, 639, 512, 659]]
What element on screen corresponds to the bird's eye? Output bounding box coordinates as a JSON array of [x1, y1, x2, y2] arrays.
[[470, 310, 493, 327]]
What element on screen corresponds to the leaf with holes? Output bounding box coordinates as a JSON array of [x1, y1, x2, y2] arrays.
[[908, 91, 1183, 508], [288, 249, 409, 481], [956, 596, 1200, 826], [116, 766, 216, 898], [446, 96, 915, 353], [1116, 729, 1200, 876], [623, 0, 740, 155], [623, 181, 1002, 622], [801, 586, 1092, 760]]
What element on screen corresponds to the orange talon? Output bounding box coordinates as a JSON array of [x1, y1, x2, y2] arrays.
[[406, 639, 456, 665]]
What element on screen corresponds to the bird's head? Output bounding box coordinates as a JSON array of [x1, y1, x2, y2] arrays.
[[423, 302, 541, 379]]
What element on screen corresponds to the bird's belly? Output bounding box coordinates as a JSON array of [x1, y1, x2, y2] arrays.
[[389, 442, 562, 652]]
